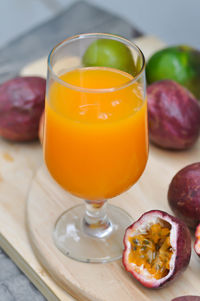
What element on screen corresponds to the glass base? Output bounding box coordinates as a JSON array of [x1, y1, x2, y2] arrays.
[[53, 204, 133, 263]]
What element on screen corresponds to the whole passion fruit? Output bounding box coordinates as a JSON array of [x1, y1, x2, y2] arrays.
[[168, 163, 200, 230], [194, 223, 200, 257], [122, 210, 191, 288], [172, 297, 200, 301], [147, 80, 200, 150], [0, 76, 46, 142]]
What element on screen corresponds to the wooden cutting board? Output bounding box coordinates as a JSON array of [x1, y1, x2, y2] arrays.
[[0, 36, 200, 301]]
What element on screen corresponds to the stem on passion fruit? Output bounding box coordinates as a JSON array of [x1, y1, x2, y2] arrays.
[[82, 200, 113, 238]]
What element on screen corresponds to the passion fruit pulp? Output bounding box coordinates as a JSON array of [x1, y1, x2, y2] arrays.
[[123, 210, 191, 288], [127, 223, 173, 280]]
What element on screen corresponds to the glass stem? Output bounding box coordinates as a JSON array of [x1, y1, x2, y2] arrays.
[[82, 200, 113, 238]]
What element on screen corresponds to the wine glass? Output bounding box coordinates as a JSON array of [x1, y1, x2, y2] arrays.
[[44, 33, 148, 263]]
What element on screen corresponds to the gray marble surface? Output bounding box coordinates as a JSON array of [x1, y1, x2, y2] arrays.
[[0, 2, 142, 300], [0, 249, 46, 301]]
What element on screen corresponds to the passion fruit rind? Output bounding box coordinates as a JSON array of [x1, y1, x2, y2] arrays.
[[0, 76, 46, 141], [147, 80, 200, 150], [194, 223, 200, 257], [122, 210, 191, 288], [168, 163, 200, 230], [172, 296, 200, 301]]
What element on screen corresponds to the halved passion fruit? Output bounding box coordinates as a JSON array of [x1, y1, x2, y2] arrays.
[[194, 223, 200, 257], [122, 210, 191, 288]]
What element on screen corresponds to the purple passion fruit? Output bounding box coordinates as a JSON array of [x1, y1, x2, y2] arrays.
[[172, 297, 200, 301], [123, 210, 191, 288], [168, 163, 200, 229], [147, 80, 200, 150], [0, 76, 46, 141], [194, 223, 200, 257]]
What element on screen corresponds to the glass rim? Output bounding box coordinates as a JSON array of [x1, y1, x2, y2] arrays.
[[48, 33, 146, 93]]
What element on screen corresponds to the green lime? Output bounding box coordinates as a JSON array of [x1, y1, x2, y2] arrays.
[[146, 45, 200, 99], [82, 39, 136, 76]]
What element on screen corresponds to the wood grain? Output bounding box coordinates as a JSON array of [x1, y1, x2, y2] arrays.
[[1, 36, 199, 301], [0, 139, 74, 300], [26, 138, 200, 301]]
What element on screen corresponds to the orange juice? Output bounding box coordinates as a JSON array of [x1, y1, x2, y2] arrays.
[[44, 67, 148, 200]]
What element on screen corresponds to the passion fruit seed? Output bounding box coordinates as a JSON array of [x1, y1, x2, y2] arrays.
[[123, 210, 191, 288], [129, 223, 172, 280]]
